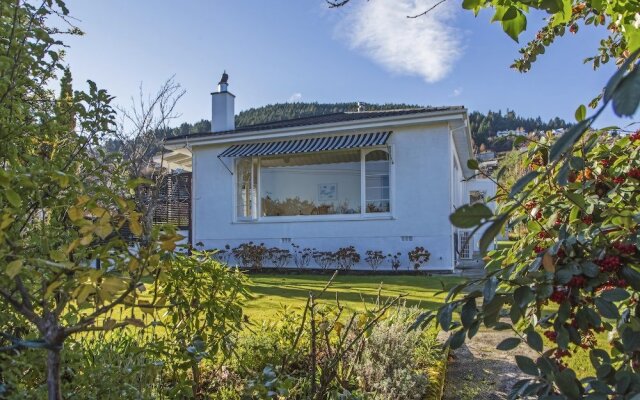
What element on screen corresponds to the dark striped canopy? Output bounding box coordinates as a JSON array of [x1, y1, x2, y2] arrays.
[[218, 131, 391, 158]]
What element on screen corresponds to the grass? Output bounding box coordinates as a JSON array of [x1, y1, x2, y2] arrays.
[[243, 272, 466, 321], [243, 272, 604, 380]]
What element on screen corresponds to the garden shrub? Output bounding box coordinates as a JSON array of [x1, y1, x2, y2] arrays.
[[334, 246, 361, 270], [312, 250, 336, 270], [232, 242, 268, 269], [365, 250, 386, 271], [266, 247, 292, 269], [408, 246, 431, 270], [356, 308, 430, 399], [291, 243, 313, 270], [388, 252, 402, 271]]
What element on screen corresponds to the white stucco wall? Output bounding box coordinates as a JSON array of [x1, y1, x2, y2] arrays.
[[191, 123, 461, 270], [464, 178, 498, 254]]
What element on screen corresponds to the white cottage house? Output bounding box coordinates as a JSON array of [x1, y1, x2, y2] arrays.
[[162, 74, 496, 271]]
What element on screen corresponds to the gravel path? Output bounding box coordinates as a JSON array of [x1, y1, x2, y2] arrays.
[[441, 326, 537, 400]]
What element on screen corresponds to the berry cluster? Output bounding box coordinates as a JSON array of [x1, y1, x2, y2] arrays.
[[550, 288, 568, 303], [628, 168, 640, 180], [534, 245, 546, 254], [597, 255, 622, 272], [630, 130, 640, 142], [544, 330, 558, 342], [581, 215, 593, 225], [613, 241, 637, 255], [613, 176, 625, 185], [568, 275, 587, 288]]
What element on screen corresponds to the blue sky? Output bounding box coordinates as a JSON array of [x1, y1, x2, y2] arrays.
[[63, 0, 626, 128]]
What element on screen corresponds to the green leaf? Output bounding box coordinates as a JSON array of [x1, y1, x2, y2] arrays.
[[564, 192, 586, 209], [549, 118, 592, 161], [438, 303, 455, 331], [581, 261, 600, 278], [450, 203, 493, 228], [462, 0, 482, 11], [599, 288, 630, 302], [6, 259, 23, 278], [621, 266, 640, 291], [500, 7, 527, 42], [515, 355, 539, 376], [4, 189, 21, 208], [448, 328, 467, 349], [574, 104, 586, 122], [612, 62, 640, 117], [461, 298, 477, 328], [479, 213, 509, 254], [594, 298, 620, 319], [556, 369, 580, 399], [483, 276, 498, 304], [527, 331, 544, 352], [509, 171, 539, 198], [467, 159, 479, 170], [604, 49, 640, 102], [514, 286, 535, 309], [557, 160, 571, 186], [497, 337, 521, 350]]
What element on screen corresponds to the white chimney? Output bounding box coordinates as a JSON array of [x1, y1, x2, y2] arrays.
[[211, 71, 235, 132]]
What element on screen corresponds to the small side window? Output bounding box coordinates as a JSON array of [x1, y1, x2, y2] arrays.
[[364, 149, 390, 213]]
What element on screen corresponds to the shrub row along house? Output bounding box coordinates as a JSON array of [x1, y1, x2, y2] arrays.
[[161, 73, 496, 271]]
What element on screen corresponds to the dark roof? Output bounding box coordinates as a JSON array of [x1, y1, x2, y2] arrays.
[[165, 106, 465, 142]]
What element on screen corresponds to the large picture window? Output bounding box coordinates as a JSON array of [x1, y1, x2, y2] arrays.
[[235, 147, 391, 220]]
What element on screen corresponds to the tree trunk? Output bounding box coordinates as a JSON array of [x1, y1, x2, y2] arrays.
[[46, 348, 62, 400]]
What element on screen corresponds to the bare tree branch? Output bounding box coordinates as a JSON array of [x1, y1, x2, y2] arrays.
[[407, 0, 449, 18]]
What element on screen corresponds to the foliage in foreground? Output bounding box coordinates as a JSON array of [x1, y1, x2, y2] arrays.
[[1, 274, 444, 400], [443, 131, 640, 398]]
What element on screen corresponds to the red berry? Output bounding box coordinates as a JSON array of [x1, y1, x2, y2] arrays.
[[544, 330, 558, 342], [568, 275, 587, 288], [613, 176, 625, 185], [596, 255, 622, 272], [534, 245, 547, 254], [628, 168, 640, 179], [550, 288, 568, 303], [581, 215, 593, 225], [613, 241, 637, 255]]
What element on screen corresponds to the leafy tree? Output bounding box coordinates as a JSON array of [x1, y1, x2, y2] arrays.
[[0, 2, 181, 399]]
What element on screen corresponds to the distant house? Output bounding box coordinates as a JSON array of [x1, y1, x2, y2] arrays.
[[496, 128, 527, 137], [162, 73, 496, 270], [476, 151, 496, 162]]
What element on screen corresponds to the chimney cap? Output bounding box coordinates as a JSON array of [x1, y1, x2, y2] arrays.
[[219, 70, 229, 85]]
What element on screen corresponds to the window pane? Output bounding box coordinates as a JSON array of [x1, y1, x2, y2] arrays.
[[236, 158, 256, 219], [365, 150, 390, 213], [366, 187, 389, 200], [366, 175, 389, 187], [366, 200, 390, 213], [260, 150, 361, 216]]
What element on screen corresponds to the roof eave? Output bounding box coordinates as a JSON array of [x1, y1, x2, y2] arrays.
[[164, 108, 468, 149]]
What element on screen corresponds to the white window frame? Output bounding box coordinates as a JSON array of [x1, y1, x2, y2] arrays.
[[232, 146, 394, 223]]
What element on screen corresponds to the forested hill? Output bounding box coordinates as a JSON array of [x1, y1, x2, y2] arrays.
[[168, 102, 572, 152], [235, 102, 420, 127]]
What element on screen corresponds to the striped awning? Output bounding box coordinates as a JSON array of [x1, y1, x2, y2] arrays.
[[218, 131, 391, 158]]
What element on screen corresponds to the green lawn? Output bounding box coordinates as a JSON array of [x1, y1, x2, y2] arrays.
[[243, 272, 602, 379], [243, 272, 466, 322]]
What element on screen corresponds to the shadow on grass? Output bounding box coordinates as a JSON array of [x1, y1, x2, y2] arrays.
[[247, 283, 446, 312]]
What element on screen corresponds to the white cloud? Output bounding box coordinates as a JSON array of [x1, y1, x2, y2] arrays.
[[288, 92, 303, 102], [335, 0, 462, 83], [451, 87, 463, 97]]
